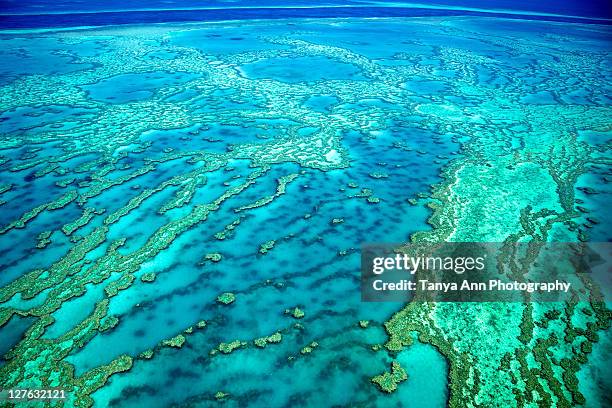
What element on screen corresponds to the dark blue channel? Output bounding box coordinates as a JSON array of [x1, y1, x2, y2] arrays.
[[1, 5, 611, 30]]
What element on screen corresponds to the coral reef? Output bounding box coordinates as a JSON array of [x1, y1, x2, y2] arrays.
[[0, 15, 609, 408], [371, 361, 408, 393]]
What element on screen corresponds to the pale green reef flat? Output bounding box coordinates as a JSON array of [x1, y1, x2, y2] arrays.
[[0, 16, 610, 407]]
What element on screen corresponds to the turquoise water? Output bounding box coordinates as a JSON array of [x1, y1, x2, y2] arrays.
[[0, 13, 610, 408], [241, 55, 366, 83], [82, 71, 204, 104]]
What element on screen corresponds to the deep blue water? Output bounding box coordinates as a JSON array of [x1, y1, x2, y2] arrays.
[[0, 1, 611, 29]]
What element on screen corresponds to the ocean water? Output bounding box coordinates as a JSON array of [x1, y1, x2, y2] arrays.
[[0, 4, 611, 408]]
